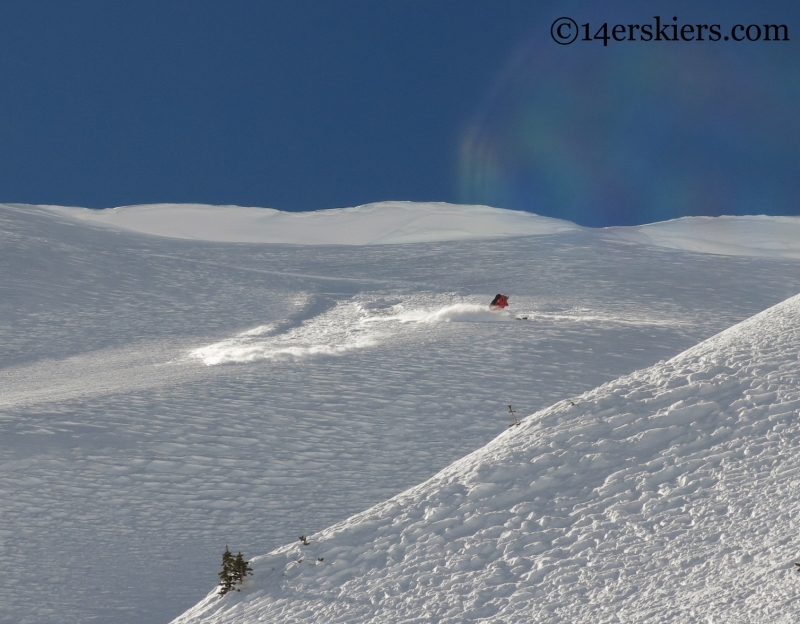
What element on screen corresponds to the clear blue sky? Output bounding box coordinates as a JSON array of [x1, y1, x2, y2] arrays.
[[1, 1, 798, 225]]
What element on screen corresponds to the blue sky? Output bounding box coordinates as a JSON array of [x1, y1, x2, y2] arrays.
[[1, 1, 798, 225]]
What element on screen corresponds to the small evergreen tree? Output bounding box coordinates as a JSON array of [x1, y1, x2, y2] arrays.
[[218, 546, 236, 596], [233, 552, 253, 586], [218, 546, 254, 596]]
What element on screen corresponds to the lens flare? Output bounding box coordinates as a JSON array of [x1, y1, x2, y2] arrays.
[[461, 27, 800, 226]]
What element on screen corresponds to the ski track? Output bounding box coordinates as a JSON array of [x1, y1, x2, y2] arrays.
[[0, 297, 689, 410], [192, 300, 692, 368], [2, 204, 800, 623]]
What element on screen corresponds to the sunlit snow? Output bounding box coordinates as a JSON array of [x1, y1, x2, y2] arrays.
[[176, 293, 800, 624], [1, 202, 799, 624], [38, 201, 578, 245], [36, 201, 800, 258]]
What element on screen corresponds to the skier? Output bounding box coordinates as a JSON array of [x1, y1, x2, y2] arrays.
[[490, 294, 509, 309]]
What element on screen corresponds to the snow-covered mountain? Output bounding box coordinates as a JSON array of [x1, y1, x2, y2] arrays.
[[1, 202, 799, 623]]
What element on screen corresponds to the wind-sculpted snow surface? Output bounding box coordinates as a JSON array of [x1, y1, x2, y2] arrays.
[[174, 294, 800, 623], [3, 203, 800, 623]]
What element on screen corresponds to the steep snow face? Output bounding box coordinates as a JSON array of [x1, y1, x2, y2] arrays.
[[174, 294, 800, 624], [37, 201, 579, 245]]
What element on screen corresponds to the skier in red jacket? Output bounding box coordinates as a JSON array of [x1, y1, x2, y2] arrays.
[[490, 294, 509, 309]]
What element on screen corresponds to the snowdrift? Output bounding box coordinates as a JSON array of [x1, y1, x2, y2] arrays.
[[174, 293, 800, 623]]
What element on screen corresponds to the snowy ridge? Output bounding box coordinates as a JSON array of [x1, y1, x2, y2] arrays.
[[607, 214, 800, 259], [34, 201, 578, 245], [174, 294, 800, 623], [21, 202, 800, 258]]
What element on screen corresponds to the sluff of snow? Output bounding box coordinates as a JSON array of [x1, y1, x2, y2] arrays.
[[191, 301, 518, 366]]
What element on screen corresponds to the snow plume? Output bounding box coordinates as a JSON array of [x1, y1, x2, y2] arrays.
[[378, 302, 517, 324], [366, 301, 681, 327], [191, 296, 689, 367], [191, 298, 517, 365], [190, 296, 380, 365]]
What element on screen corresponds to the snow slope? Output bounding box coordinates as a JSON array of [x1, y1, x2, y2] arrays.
[[174, 293, 800, 624], [2, 202, 800, 623]]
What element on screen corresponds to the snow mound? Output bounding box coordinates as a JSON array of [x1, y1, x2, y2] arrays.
[[37, 201, 578, 245], [174, 293, 800, 623], [607, 214, 800, 259]]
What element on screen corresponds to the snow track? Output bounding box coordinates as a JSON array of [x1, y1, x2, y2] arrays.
[[190, 299, 517, 366], [0, 341, 207, 410], [192, 299, 687, 367], [374, 302, 518, 324], [191, 297, 377, 365]]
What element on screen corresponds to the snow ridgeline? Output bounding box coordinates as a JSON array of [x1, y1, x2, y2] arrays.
[[30, 201, 800, 258], [35, 201, 578, 245], [607, 215, 800, 260], [174, 293, 800, 623]]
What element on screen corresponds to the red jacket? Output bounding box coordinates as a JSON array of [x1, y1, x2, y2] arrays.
[[490, 294, 509, 309]]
